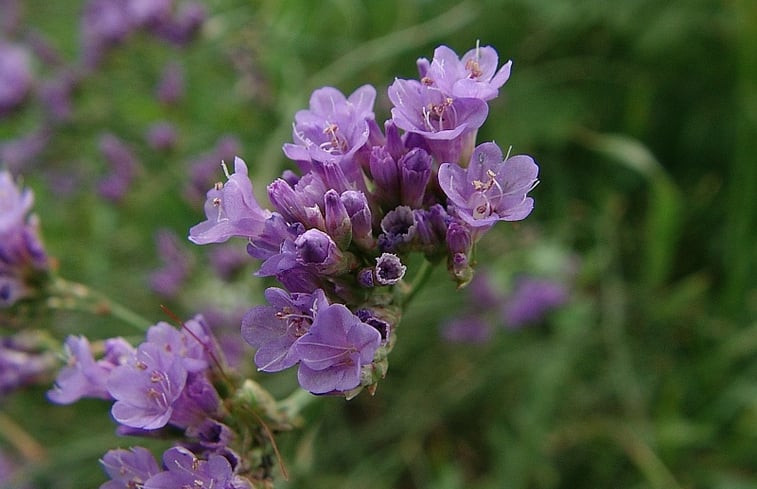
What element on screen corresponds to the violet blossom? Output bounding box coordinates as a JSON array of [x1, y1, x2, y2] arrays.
[[107, 342, 188, 430], [503, 277, 568, 328], [417, 44, 512, 101], [189, 157, 272, 245], [100, 446, 161, 489], [294, 303, 381, 394], [283, 85, 376, 176], [241, 288, 328, 372], [47, 336, 134, 404], [438, 142, 539, 229], [143, 446, 251, 489]]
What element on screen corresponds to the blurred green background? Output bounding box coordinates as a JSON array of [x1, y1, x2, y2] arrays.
[[1, 0, 756, 487]]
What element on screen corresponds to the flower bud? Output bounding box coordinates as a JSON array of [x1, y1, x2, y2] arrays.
[[324, 189, 352, 249]]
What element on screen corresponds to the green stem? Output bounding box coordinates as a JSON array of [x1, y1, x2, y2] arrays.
[[46, 277, 152, 331], [401, 259, 434, 308]]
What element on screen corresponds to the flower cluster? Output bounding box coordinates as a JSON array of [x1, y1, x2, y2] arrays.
[[0, 171, 48, 308], [47, 316, 264, 488], [189, 44, 540, 396], [441, 273, 570, 343]]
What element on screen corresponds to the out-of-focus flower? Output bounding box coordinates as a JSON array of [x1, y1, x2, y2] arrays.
[[96, 133, 140, 202], [0, 42, 33, 117], [149, 229, 193, 298], [0, 171, 48, 307], [145, 121, 178, 151], [155, 61, 184, 105], [1, 332, 58, 396], [503, 277, 568, 328]]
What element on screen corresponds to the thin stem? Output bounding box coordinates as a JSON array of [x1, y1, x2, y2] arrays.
[[0, 412, 46, 463], [46, 277, 152, 331], [401, 259, 434, 308]]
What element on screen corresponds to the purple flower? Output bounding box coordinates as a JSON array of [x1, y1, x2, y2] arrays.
[[503, 277, 568, 328], [241, 288, 327, 372], [438, 142, 539, 229], [167, 372, 222, 429], [144, 317, 211, 373], [47, 336, 133, 404], [143, 446, 251, 489], [100, 446, 161, 489], [0, 42, 32, 117], [283, 85, 376, 174], [417, 44, 512, 101], [388, 78, 487, 163], [189, 157, 272, 245], [107, 342, 187, 430], [294, 303, 381, 394]]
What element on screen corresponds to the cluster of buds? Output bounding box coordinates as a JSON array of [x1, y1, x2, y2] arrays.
[[189, 44, 540, 397]]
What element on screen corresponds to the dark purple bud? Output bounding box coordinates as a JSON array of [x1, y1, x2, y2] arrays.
[[374, 253, 406, 286], [340, 190, 374, 249], [413, 204, 449, 249], [446, 221, 471, 255], [356, 308, 391, 341], [268, 178, 324, 230], [369, 146, 399, 206], [398, 147, 432, 207], [324, 189, 351, 248], [357, 267, 374, 288], [384, 120, 405, 162], [295, 228, 347, 275], [311, 160, 353, 195]]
